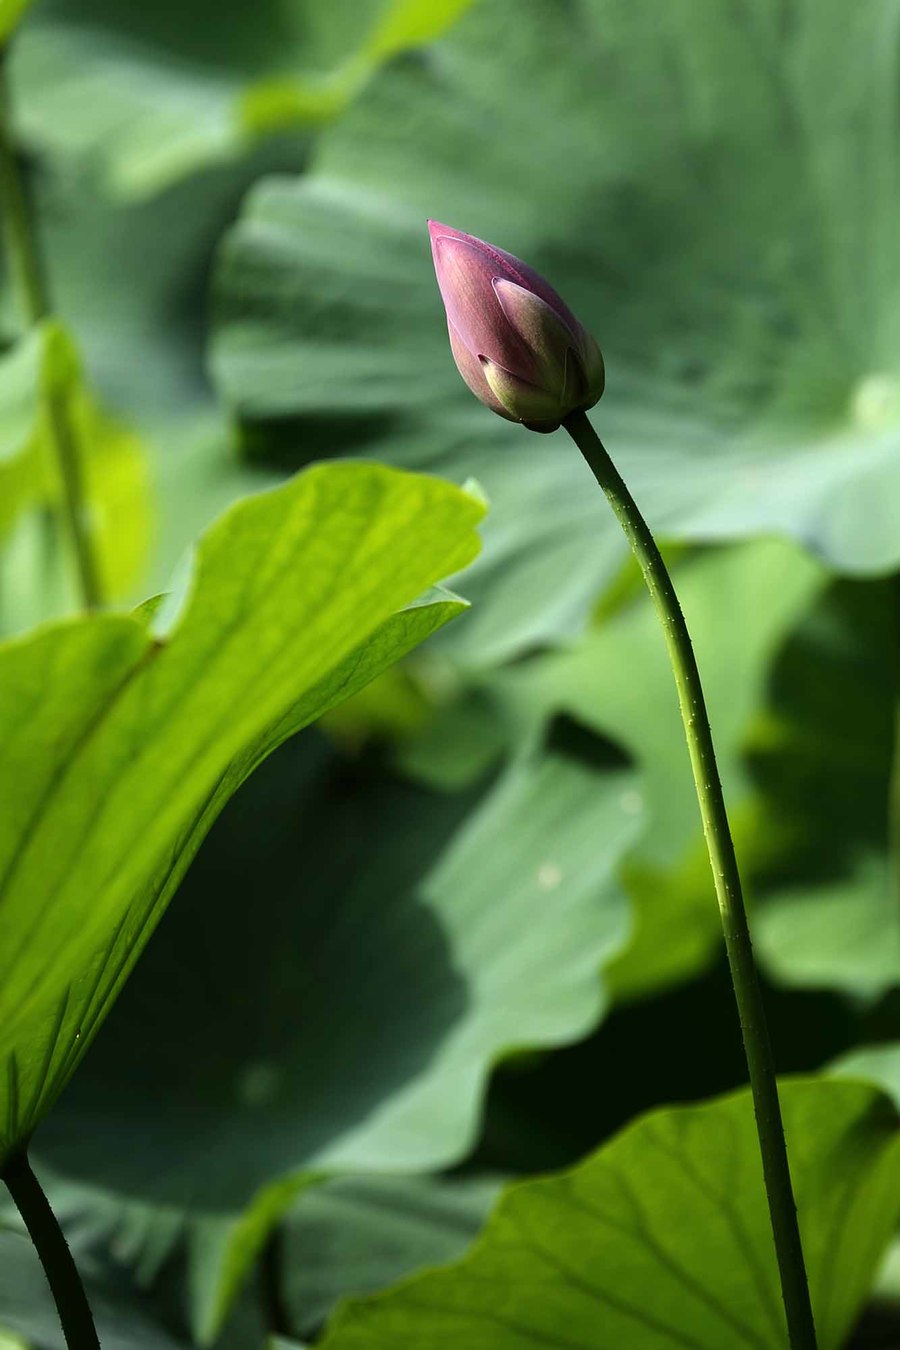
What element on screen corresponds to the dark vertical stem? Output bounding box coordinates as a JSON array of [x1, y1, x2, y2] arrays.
[[260, 1227, 292, 1340], [3, 1150, 101, 1349], [564, 410, 817, 1350], [0, 48, 103, 610]]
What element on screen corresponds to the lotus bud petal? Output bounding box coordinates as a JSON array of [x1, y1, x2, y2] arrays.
[[428, 220, 604, 432], [480, 358, 567, 428]]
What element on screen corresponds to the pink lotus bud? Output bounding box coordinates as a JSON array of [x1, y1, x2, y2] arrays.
[[428, 221, 604, 433]]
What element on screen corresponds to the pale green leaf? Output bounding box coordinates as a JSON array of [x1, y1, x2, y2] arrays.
[[750, 577, 900, 998], [489, 538, 824, 998], [0, 460, 483, 1160], [11, 0, 476, 198]]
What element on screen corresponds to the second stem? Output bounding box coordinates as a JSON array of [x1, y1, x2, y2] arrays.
[[564, 409, 817, 1350], [0, 50, 102, 611]]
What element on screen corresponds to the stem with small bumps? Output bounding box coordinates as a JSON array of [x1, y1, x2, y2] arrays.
[[564, 409, 817, 1350], [3, 1151, 101, 1349]]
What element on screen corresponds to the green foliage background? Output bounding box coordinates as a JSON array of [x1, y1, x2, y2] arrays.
[[1, 0, 899, 1346]]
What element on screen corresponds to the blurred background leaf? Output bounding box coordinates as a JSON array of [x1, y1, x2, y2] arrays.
[[484, 537, 825, 998], [212, 0, 900, 664], [751, 577, 900, 1000], [0, 320, 153, 635], [9, 0, 476, 199]]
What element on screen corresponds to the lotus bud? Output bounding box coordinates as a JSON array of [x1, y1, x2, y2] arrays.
[[428, 220, 604, 433]]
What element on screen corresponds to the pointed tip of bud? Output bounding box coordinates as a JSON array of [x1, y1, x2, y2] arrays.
[[428, 219, 466, 240], [427, 220, 466, 255], [427, 220, 604, 431]]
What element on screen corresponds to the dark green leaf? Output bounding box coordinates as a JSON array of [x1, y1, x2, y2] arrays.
[[318, 1079, 900, 1350], [35, 729, 639, 1336], [36, 733, 639, 1209]]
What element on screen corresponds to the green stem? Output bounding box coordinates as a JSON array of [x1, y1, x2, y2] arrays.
[[0, 48, 103, 611], [888, 576, 900, 908], [564, 410, 817, 1350], [3, 1150, 101, 1349]]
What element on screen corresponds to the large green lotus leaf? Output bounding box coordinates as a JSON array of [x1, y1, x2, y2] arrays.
[[212, 0, 900, 664], [35, 729, 639, 1211], [0, 460, 483, 1162], [10, 0, 475, 199], [486, 538, 824, 998], [749, 578, 900, 998], [317, 1078, 900, 1350]]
